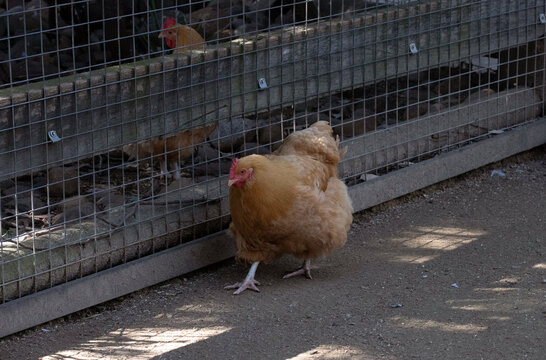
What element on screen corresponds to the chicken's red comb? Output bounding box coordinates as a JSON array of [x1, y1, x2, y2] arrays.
[[162, 16, 177, 30], [229, 158, 239, 179]]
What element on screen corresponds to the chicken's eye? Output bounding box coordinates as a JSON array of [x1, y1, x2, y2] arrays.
[[240, 169, 246, 175]]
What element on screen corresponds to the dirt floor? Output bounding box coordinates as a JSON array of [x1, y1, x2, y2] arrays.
[[0, 147, 545, 360]]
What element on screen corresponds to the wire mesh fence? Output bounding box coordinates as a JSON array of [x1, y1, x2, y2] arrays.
[[0, 0, 545, 306]]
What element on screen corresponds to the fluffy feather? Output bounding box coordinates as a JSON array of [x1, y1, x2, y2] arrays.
[[226, 121, 353, 294]]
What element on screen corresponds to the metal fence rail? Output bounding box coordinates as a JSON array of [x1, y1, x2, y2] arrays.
[[1, 0, 545, 333]]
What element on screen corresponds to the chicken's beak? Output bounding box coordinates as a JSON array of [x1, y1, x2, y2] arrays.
[[158, 32, 165, 39], [227, 179, 237, 187]]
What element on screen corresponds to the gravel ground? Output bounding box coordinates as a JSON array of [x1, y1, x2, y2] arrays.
[[0, 147, 545, 360]]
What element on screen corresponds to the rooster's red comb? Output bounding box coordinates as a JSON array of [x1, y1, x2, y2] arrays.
[[162, 16, 177, 30], [229, 158, 239, 179]]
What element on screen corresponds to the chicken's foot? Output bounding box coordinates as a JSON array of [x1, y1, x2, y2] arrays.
[[224, 261, 261, 295], [160, 160, 170, 180], [172, 162, 181, 180], [283, 259, 312, 279]]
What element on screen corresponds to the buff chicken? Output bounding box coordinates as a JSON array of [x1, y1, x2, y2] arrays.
[[226, 121, 353, 294]]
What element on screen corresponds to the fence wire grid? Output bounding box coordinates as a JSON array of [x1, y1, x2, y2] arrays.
[[0, 0, 545, 305]]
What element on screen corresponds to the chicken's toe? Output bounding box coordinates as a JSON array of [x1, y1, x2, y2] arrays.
[[283, 268, 312, 279], [224, 279, 261, 295], [225, 261, 261, 295], [283, 260, 312, 279]]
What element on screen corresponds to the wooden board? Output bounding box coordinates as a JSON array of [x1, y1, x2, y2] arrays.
[[339, 87, 543, 177]]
